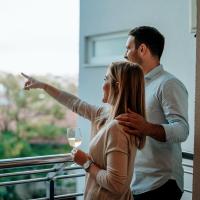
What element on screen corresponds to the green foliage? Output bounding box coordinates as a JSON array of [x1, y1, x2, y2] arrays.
[[0, 130, 71, 159], [0, 185, 21, 200], [30, 143, 71, 156], [49, 104, 65, 119], [30, 188, 46, 199], [21, 124, 67, 139], [0, 131, 32, 159], [0, 72, 77, 156]]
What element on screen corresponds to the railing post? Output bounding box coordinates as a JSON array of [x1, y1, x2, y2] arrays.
[[46, 163, 66, 199], [46, 177, 55, 200], [49, 179, 55, 200]]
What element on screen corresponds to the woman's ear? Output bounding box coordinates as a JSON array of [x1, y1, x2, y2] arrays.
[[115, 82, 120, 90]]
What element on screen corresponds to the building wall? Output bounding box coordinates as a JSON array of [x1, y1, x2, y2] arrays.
[[78, 0, 196, 199]]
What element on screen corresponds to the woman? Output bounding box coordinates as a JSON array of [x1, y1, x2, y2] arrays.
[[22, 61, 146, 200]]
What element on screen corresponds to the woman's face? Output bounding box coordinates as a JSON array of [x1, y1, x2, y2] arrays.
[[102, 71, 111, 103]]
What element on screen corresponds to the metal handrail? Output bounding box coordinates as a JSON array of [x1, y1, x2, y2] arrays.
[[0, 165, 82, 178], [0, 153, 72, 169]]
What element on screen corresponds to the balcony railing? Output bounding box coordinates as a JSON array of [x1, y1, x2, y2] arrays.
[[0, 152, 193, 200], [0, 153, 85, 200]]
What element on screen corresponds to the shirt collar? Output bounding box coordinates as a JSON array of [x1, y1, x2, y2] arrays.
[[145, 64, 164, 81]]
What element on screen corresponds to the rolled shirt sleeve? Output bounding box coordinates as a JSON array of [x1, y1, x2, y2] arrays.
[[159, 78, 189, 143]]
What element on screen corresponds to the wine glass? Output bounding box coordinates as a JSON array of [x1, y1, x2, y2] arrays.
[[67, 127, 82, 148], [67, 127, 82, 167]]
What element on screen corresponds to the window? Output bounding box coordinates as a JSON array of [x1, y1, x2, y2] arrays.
[[85, 31, 127, 66]]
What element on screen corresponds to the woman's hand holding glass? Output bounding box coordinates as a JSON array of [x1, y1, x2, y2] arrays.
[[71, 148, 91, 166]]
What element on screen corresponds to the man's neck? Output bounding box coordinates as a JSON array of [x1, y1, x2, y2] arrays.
[[142, 59, 160, 75]]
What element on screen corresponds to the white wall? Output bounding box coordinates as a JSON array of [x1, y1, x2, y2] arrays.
[[78, 0, 196, 198]]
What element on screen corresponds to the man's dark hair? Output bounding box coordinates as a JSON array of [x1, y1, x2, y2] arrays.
[[129, 26, 165, 59]]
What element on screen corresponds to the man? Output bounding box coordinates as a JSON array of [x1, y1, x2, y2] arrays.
[[116, 26, 189, 200]]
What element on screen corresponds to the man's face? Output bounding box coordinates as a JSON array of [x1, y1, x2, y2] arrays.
[[124, 36, 142, 65]]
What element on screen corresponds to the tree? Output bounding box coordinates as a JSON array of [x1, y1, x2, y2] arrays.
[[0, 72, 78, 158]]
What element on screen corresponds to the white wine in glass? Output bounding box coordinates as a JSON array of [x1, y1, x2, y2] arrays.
[[67, 127, 82, 167], [67, 127, 82, 149], [68, 138, 82, 148]]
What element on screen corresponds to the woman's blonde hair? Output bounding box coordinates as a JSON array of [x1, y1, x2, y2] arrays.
[[107, 61, 146, 149]]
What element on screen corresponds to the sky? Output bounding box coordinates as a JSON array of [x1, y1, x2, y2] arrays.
[[0, 0, 79, 76]]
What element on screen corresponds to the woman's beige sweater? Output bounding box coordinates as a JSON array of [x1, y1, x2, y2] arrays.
[[57, 91, 136, 200]]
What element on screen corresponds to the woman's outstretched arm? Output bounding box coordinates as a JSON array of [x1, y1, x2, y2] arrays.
[[21, 73, 101, 121]]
